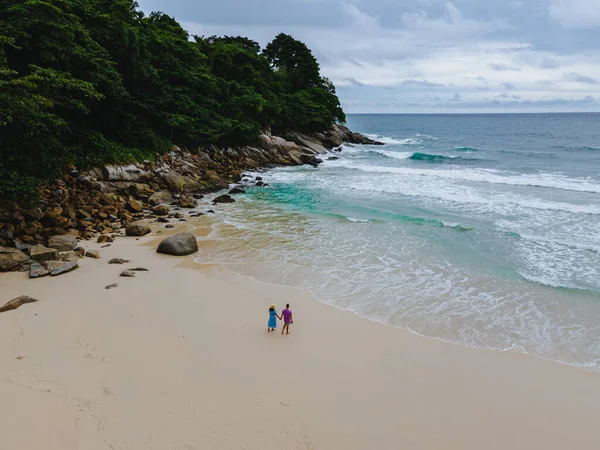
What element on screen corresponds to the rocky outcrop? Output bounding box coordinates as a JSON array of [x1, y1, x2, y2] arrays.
[[0, 124, 380, 273], [0, 295, 37, 313], [156, 233, 198, 256]]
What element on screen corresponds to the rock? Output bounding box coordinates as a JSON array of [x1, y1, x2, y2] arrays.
[[299, 154, 322, 167], [127, 199, 144, 213], [74, 247, 86, 257], [130, 267, 148, 272], [126, 222, 151, 237], [165, 224, 175, 229], [59, 251, 80, 262], [153, 205, 170, 216], [109, 258, 129, 264], [0, 296, 38, 313], [97, 235, 113, 244], [29, 245, 59, 262], [85, 250, 100, 259], [328, 156, 340, 161], [148, 191, 174, 207], [102, 164, 150, 182], [46, 261, 78, 276], [192, 194, 204, 200], [179, 219, 187, 222], [120, 270, 136, 277], [157, 217, 169, 223], [178, 197, 197, 208], [174, 213, 184, 219], [101, 244, 111, 248], [256, 177, 263, 181], [206, 210, 215, 214], [255, 181, 264, 187], [213, 194, 235, 204], [156, 233, 198, 256], [47, 235, 78, 252], [105, 283, 118, 290], [0, 247, 28, 272], [228, 187, 246, 195], [29, 263, 50, 278]]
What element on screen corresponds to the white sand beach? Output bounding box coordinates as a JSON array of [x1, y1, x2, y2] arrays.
[[1, 232, 600, 450]]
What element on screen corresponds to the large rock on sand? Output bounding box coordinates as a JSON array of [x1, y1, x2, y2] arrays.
[[126, 222, 151, 237], [0, 247, 28, 272], [0, 296, 38, 313], [48, 235, 78, 252], [156, 233, 198, 256], [213, 194, 235, 204], [29, 245, 59, 262]]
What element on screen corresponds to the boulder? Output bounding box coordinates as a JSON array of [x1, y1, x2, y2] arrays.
[[120, 270, 136, 277], [165, 224, 175, 229], [0, 247, 28, 272], [109, 258, 129, 265], [192, 194, 204, 200], [30, 263, 50, 278], [213, 195, 235, 204], [0, 296, 38, 313], [29, 245, 59, 262], [126, 222, 151, 237], [85, 250, 100, 259], [148, 191, 174, 207], [74, 247, 86, 257], [102, 164, 150, 182], [255, 181, 264, 187], [59, 251, 80, 263], [130, 267, 148, 272], [97, 235, 113, 244], [45, 260, 78, 276], [178, 197, 197, 208], [48, 235, 77, 252], [126, 199, 144, 213], [157, 217, 169, 223], [153, 205, 170, 216], [228, 187, 246, 195], [156, 233, 198, 256]]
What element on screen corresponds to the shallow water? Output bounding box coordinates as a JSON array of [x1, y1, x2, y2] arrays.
[[194, 113, 600, 371]]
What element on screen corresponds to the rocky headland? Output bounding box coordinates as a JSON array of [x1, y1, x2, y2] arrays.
[[0, 124, 381, 284]]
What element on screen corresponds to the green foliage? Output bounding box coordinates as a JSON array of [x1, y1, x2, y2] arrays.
[[0, 2, 345, 200]]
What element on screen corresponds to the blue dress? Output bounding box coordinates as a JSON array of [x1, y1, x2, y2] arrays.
[[268, 309, 278, 329]]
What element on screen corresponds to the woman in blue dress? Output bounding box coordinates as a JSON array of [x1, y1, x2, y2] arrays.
[[268, 304, 281, 332]]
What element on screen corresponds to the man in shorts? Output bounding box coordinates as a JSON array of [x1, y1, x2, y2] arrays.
[[281, 304, 293, 335]]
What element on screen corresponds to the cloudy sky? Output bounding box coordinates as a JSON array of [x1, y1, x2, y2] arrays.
[[137, 0, 600, 113]]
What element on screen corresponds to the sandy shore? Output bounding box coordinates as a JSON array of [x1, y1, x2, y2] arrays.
[[1, 230, 600, 450]]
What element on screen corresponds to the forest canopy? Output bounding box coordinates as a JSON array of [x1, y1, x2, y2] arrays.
[[0, 0, 345, 199]]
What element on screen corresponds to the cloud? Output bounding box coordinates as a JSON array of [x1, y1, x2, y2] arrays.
[[401, 79, 445, 88], [344, 77, 366, 87], [489, 63, 521, 71], [449, 93, 462, 102], [140, 0, 600, 112], [549, 0, 600, 29], [562, 72, 598, 84]]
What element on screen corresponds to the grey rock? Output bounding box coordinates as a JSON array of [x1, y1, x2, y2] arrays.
[[130, 267, 148, 272], [165, 224, 175, 229], [120, 270, 136, 277], [105, 283, 118, 290], [46, 261, 78, 276], [59, 251, 80, 262], [29, 245, 59, 263], [228, 187, 246, 195], [0, 247, 28, 272], [48, 235, 78, 252], [126, 222, 151, 237], [156, 233, 198, 256], [109, 258, 129, 265], [213, 194, 235, 204], [29, 263, 50, 279], [153, 205, 170, 216], [85, 250, 100, 259]]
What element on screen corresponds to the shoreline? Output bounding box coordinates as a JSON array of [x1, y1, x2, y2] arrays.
[[2, 229, 600, 449]]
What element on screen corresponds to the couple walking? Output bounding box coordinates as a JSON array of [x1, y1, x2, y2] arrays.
[[268, 303, 293, 334]]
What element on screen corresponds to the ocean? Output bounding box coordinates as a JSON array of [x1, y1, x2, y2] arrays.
[[196, 113, 600, 371]]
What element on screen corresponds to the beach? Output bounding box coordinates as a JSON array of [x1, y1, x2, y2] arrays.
[[2, 227, 600, 450]]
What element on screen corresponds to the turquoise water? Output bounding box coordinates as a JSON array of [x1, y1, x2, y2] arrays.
[[198, 113, 600, 371]]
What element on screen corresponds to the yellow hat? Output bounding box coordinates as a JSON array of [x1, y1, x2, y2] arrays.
[[270, 304, 276, 308]]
